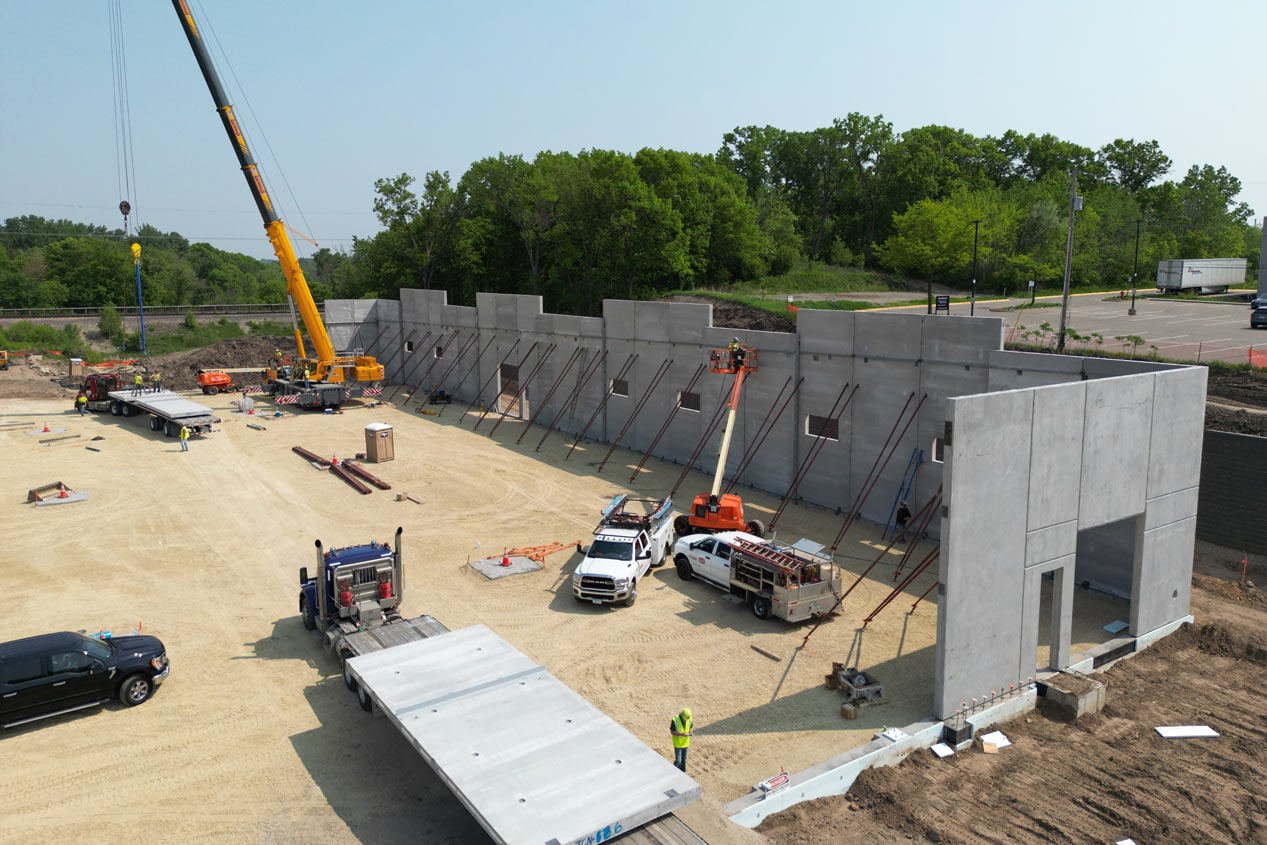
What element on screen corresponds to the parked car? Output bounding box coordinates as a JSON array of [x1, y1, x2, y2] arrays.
[[0, 631, 169, 729], [1249, 295, 1267, 310], [1252, 308, 1267, 329]]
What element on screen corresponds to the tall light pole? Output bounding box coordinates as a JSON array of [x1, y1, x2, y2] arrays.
[[970, 219, 981, 316], [1056, 170, 1081, 354], [1129, 218, 1142, 316]]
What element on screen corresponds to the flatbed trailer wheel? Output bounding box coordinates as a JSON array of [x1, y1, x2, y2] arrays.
[[341, 652, 358, 692], [149, 415, 162, 432], [109, 400, 122, 416], [163, 420, 177, 437]]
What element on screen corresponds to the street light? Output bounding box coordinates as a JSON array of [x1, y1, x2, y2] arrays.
[[1129, 218, 1142, 316], [1056, 170, 1082, 354], [970, 219, 981, 316]]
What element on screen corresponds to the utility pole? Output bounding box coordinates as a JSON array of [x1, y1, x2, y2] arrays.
[[970, 219, 981, 316], [1129, 218, 1142, 316], [1056, 170, 1080, 354]]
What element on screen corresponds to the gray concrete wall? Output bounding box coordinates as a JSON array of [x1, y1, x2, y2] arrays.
[[935, 365, 1206, 718], [329, 293, 1205, 723], [1197, 430, 1267, 554]]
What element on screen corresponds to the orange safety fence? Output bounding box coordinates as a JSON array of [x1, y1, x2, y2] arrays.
[[1251, 347, 1267, 369]]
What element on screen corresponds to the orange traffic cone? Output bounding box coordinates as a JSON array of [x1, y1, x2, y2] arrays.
[[57, 483, 68, 499], [501, 548, 511, 567], [331, 455, 339, 466]]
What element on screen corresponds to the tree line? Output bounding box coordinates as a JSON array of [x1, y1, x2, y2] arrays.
[[2, 116, 1259, 315]]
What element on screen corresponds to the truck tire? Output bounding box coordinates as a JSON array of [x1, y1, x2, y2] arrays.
[[746, 519, 765, 538], [674, 515, 692, 537], [341, 652, 358, 692], [206, 386, 219, 396], [751, 595, 771, 620], [118, 673, 153, 706], [357, 684, 373, 713], [109, 400, 122, 416], [164, 420, 177, 438], [300, 596, 316, 631], [121, 403, 134, 417], [675, 555, 693, 581], [148, 415, 161, 432], [651, 544, 669, 568], [624, 580, 637, 607]]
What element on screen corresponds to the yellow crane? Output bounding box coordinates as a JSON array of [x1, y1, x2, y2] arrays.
[[172, 0, 383, 408]]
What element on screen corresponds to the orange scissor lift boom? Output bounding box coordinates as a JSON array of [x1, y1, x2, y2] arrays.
[[674, 344, 766, 538]]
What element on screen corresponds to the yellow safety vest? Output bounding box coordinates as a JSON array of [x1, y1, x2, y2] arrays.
[[134, 375, 143, 386], [179, 426, 190, 441], [671, 713, 692, 749]]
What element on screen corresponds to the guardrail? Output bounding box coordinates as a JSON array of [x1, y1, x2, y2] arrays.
[[0, 303, 311, 319]]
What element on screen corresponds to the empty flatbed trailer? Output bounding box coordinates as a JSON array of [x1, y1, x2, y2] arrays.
[[348, 625, 704, 845]]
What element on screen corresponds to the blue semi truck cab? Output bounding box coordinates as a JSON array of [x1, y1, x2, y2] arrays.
[[298, 527, 448, 711]]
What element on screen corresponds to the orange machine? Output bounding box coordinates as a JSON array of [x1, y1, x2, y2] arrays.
[[196, 370, 236, 395], [673, 342, 765, 538]]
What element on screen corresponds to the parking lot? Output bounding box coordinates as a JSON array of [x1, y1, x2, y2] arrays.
[[887, 291, 1265, 365]]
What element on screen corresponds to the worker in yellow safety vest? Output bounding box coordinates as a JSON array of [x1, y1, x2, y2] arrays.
[[151, 372, 162, 393], [179, 425, 191, 452], [670, 708, 693, 772], [75, 393, 88, 415], [133, 373, 144, 395]]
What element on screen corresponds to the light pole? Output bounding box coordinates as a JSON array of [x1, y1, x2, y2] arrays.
[[970, 219, 981, 316], [1129, 218, 1142, 316], [1056, 170, 1081, 354]]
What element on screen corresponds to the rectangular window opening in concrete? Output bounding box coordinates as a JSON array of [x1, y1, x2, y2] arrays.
[[678, 391, 700, 412], [611, 378, 629, 397], [931, 436, 945, 463], [498, 365, 525, 419], [405, 340, 415, 352], [806, 415, 838, 441], [434, 345, 444, 359]]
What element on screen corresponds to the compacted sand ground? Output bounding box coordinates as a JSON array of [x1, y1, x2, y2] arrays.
[[0, 379, 1142, 843]]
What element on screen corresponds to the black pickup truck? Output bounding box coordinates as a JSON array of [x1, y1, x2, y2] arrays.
[[0, 631, 169, 729]]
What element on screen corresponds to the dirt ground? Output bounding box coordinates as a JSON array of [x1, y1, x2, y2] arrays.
[[0, 386, 957, 844], [757, 560, 1267, 845]]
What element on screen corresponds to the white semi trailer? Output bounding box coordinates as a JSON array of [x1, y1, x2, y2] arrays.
[[1156, 258, 1247, 294]]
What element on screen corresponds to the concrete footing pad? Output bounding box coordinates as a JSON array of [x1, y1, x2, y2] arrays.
[[469, 555, 541, 579]]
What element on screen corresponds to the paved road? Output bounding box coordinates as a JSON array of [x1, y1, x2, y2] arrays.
[[881, 291, 1265, 365]]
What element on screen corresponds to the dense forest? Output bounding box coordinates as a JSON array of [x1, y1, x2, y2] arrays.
[[2, 116, 1260, 315]]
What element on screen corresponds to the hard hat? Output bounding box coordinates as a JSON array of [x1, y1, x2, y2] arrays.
[[681, 707, 692, 720]]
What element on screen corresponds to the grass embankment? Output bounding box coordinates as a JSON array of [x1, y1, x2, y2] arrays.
[[0, 318, 296, 363]]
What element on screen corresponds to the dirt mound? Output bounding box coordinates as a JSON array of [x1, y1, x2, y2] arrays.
[[759, 574, 1267, 845], [137, 337, 279, 391], [1206, 403, 1267, 437], [661, 295, 796, 333], [1206, 367, 1267, 408]]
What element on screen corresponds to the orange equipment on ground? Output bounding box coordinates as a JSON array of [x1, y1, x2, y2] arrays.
[[196, 370, 236, 395], [673, 343, 766, 538]]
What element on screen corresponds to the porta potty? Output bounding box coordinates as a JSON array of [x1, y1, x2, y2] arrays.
[[364, 422, 394, 462]]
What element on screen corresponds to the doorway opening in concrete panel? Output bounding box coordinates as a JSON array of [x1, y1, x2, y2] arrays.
[[498, 363, 527, 419], [1071, 515, 1140, 657]]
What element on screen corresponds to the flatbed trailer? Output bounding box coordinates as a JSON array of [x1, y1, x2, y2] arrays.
[[348, 624, 704, 845], [99, 389, 218, 437]]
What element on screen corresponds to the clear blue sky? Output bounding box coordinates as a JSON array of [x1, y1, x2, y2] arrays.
[[4, 0, 1264, 261]]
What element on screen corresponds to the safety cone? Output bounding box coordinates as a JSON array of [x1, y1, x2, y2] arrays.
[[57, 483, 68, 499], [332, 455, 339, 466], [42, 422, 50, 433], [501, 548, 511, 567]]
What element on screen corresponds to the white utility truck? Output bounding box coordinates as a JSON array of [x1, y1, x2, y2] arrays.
[[673, 531, 842, 621], [572, 495, 674, 607]]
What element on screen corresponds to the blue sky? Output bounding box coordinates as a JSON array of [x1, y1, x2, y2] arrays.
[[4, 0, 1264, 261]]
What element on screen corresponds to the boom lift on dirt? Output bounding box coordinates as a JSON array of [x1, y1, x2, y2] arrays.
[[171, 1, 383, 409], [673, 341, 766, 538]]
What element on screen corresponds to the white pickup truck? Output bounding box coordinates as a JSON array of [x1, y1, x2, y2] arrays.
[[572, 495, 674, 607], [673, 531, 841, 622]]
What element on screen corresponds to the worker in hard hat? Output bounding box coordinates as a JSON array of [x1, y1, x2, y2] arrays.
[[75, 393, 88, 415], [133, 373, 144, 395], [729, 337, 745, 370], [895, 500, 912, 543], [151, 371, 162, 393], [670, 707, 693, 772]]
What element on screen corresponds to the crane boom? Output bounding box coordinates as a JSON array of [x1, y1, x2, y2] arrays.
[[171, 0, 382, 387]]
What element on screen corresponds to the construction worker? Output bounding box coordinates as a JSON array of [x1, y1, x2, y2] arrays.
[[179, 424, 191, 452], [895, 500, 912, 543], [670, 708, 693, 772], [728, 337, 745, 370], [75, 393, 88, 415], [301, 365, 311, 388], [151, 371, 162, 393], [133, 373, 144, 395]]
